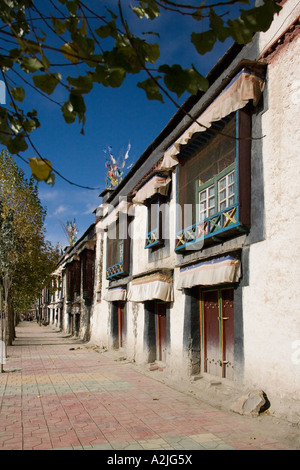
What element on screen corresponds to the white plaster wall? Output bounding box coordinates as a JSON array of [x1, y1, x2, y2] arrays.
[[243, 34, 300, 420], [168, 271, 186, 377], [125, 301, 146, 364], [89, 228, 111, 348], [131, 204, 149, 275]]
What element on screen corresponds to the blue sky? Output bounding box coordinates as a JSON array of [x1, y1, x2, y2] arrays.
[[1, 1, 241, 249]]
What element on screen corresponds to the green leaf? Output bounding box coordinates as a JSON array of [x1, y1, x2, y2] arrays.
[[67, 74, 93, 94], [137, 77, 163, 102], [66, 1, 78, 16], [159, 64, 208, 97], [94, 66, 126, 88], [140, 41, 160, 64], [191, 30, 216, 55], [21, 57, 44, 73], [22, 119, 38, 133], [61, 101, 76, 124], [7, 134, 28, 154], [95, 21, 117, 39], [241, 0, 282, 33], [132, 1, 160, 20], [33, 73, 61, 94], [131, 7, 145, 19], [0, 56, 13, 71], [192, 8, 203, 21], [51, 17, 66, 35], [186, 67, 209, 95], [227, 17, 253, 44], [209, 9, 230, 42], [61, 42, 79, 64], [11, 87, 25, 102], [159, 64, 188, 98], [70, 93, 86, 119]]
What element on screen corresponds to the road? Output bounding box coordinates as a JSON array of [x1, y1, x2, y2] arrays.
[[0, 321, 298, 451]]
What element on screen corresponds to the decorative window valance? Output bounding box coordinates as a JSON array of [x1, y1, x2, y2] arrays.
[[128, 271, 173, 302], [161, 65, 265, 171], [132, 174, 171, 205], [103, 286, 127, 302], [176, 255, 241, 290]]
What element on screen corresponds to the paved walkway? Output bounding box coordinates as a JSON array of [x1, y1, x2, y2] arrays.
[[0, 322, 298, 451]]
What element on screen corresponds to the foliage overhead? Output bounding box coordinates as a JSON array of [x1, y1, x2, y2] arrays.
[[0, 0, 281, 185]]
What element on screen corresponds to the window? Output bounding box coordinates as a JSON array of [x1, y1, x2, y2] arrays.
[[199, 184, 215, 221], [106, 215, 131, 279], [197, 163, 236, 220], [218, 169, 235, 211], [176, 108, 251, 251], [145, 195, 165, 249], [81, 249, 95, 301]]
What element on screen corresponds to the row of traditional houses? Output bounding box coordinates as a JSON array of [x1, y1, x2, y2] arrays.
[[37, 1, 300, 422]]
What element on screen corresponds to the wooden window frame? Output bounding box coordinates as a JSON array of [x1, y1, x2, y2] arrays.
[[106, 215, 131, 280], [197, 163, 236, 219], [145, 194, 165, 249]]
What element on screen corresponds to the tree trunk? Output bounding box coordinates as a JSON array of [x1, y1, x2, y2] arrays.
[[6, 291, 15, 346]]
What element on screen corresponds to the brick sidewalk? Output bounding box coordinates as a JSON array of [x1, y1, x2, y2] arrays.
[[0, 322, 297, 450]]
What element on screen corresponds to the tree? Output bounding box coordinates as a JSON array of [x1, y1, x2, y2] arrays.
[[0, 0, 281, 185], [0, 150, 57, 345]]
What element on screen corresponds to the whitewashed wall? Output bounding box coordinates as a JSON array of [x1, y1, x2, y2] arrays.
[[243, 4, 300, 420]]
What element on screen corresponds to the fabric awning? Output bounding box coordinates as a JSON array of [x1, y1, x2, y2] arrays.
[[132, 174, 171, 204], [103, 286, 127, 302], [161, 66, 265, 170], [176, 255, 241, 290], [128, 272, 173, 302]]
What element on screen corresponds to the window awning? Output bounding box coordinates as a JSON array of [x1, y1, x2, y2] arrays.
[[176, 255, 241, 290], [103, 286, 127, 302], [161, 65, 265, 171], [128, 272, 173, 302], [132, 174, 171, 205]]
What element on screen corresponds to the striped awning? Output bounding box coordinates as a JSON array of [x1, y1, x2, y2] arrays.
[[161, 65, 265, 170], [128, 271, 173, 302], [176, 255, 241, 290], [132, 174, 171, 205], [103, 286, 127, 302]]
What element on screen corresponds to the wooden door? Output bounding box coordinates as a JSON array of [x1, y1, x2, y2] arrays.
[[118, 302, 125, 348], [155, 303, 167, 362], [203, 290, 220, 376], [221, 289, 234, 379]]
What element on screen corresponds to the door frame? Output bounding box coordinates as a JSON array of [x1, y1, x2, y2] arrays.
[[155, 302, 167, 362], [199, 285, 236, 379]]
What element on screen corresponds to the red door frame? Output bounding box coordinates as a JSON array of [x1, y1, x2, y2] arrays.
[[200, 286, 234, 379], [155, 302, 167, 362]]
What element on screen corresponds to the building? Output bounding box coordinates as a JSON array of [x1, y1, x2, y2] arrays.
[[47, 1, 300, 422], [47, 223, 96, 340]]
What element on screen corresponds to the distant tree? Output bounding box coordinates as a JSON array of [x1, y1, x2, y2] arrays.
[[0, 0, 281, 185], [0, 150, 57, 345]]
